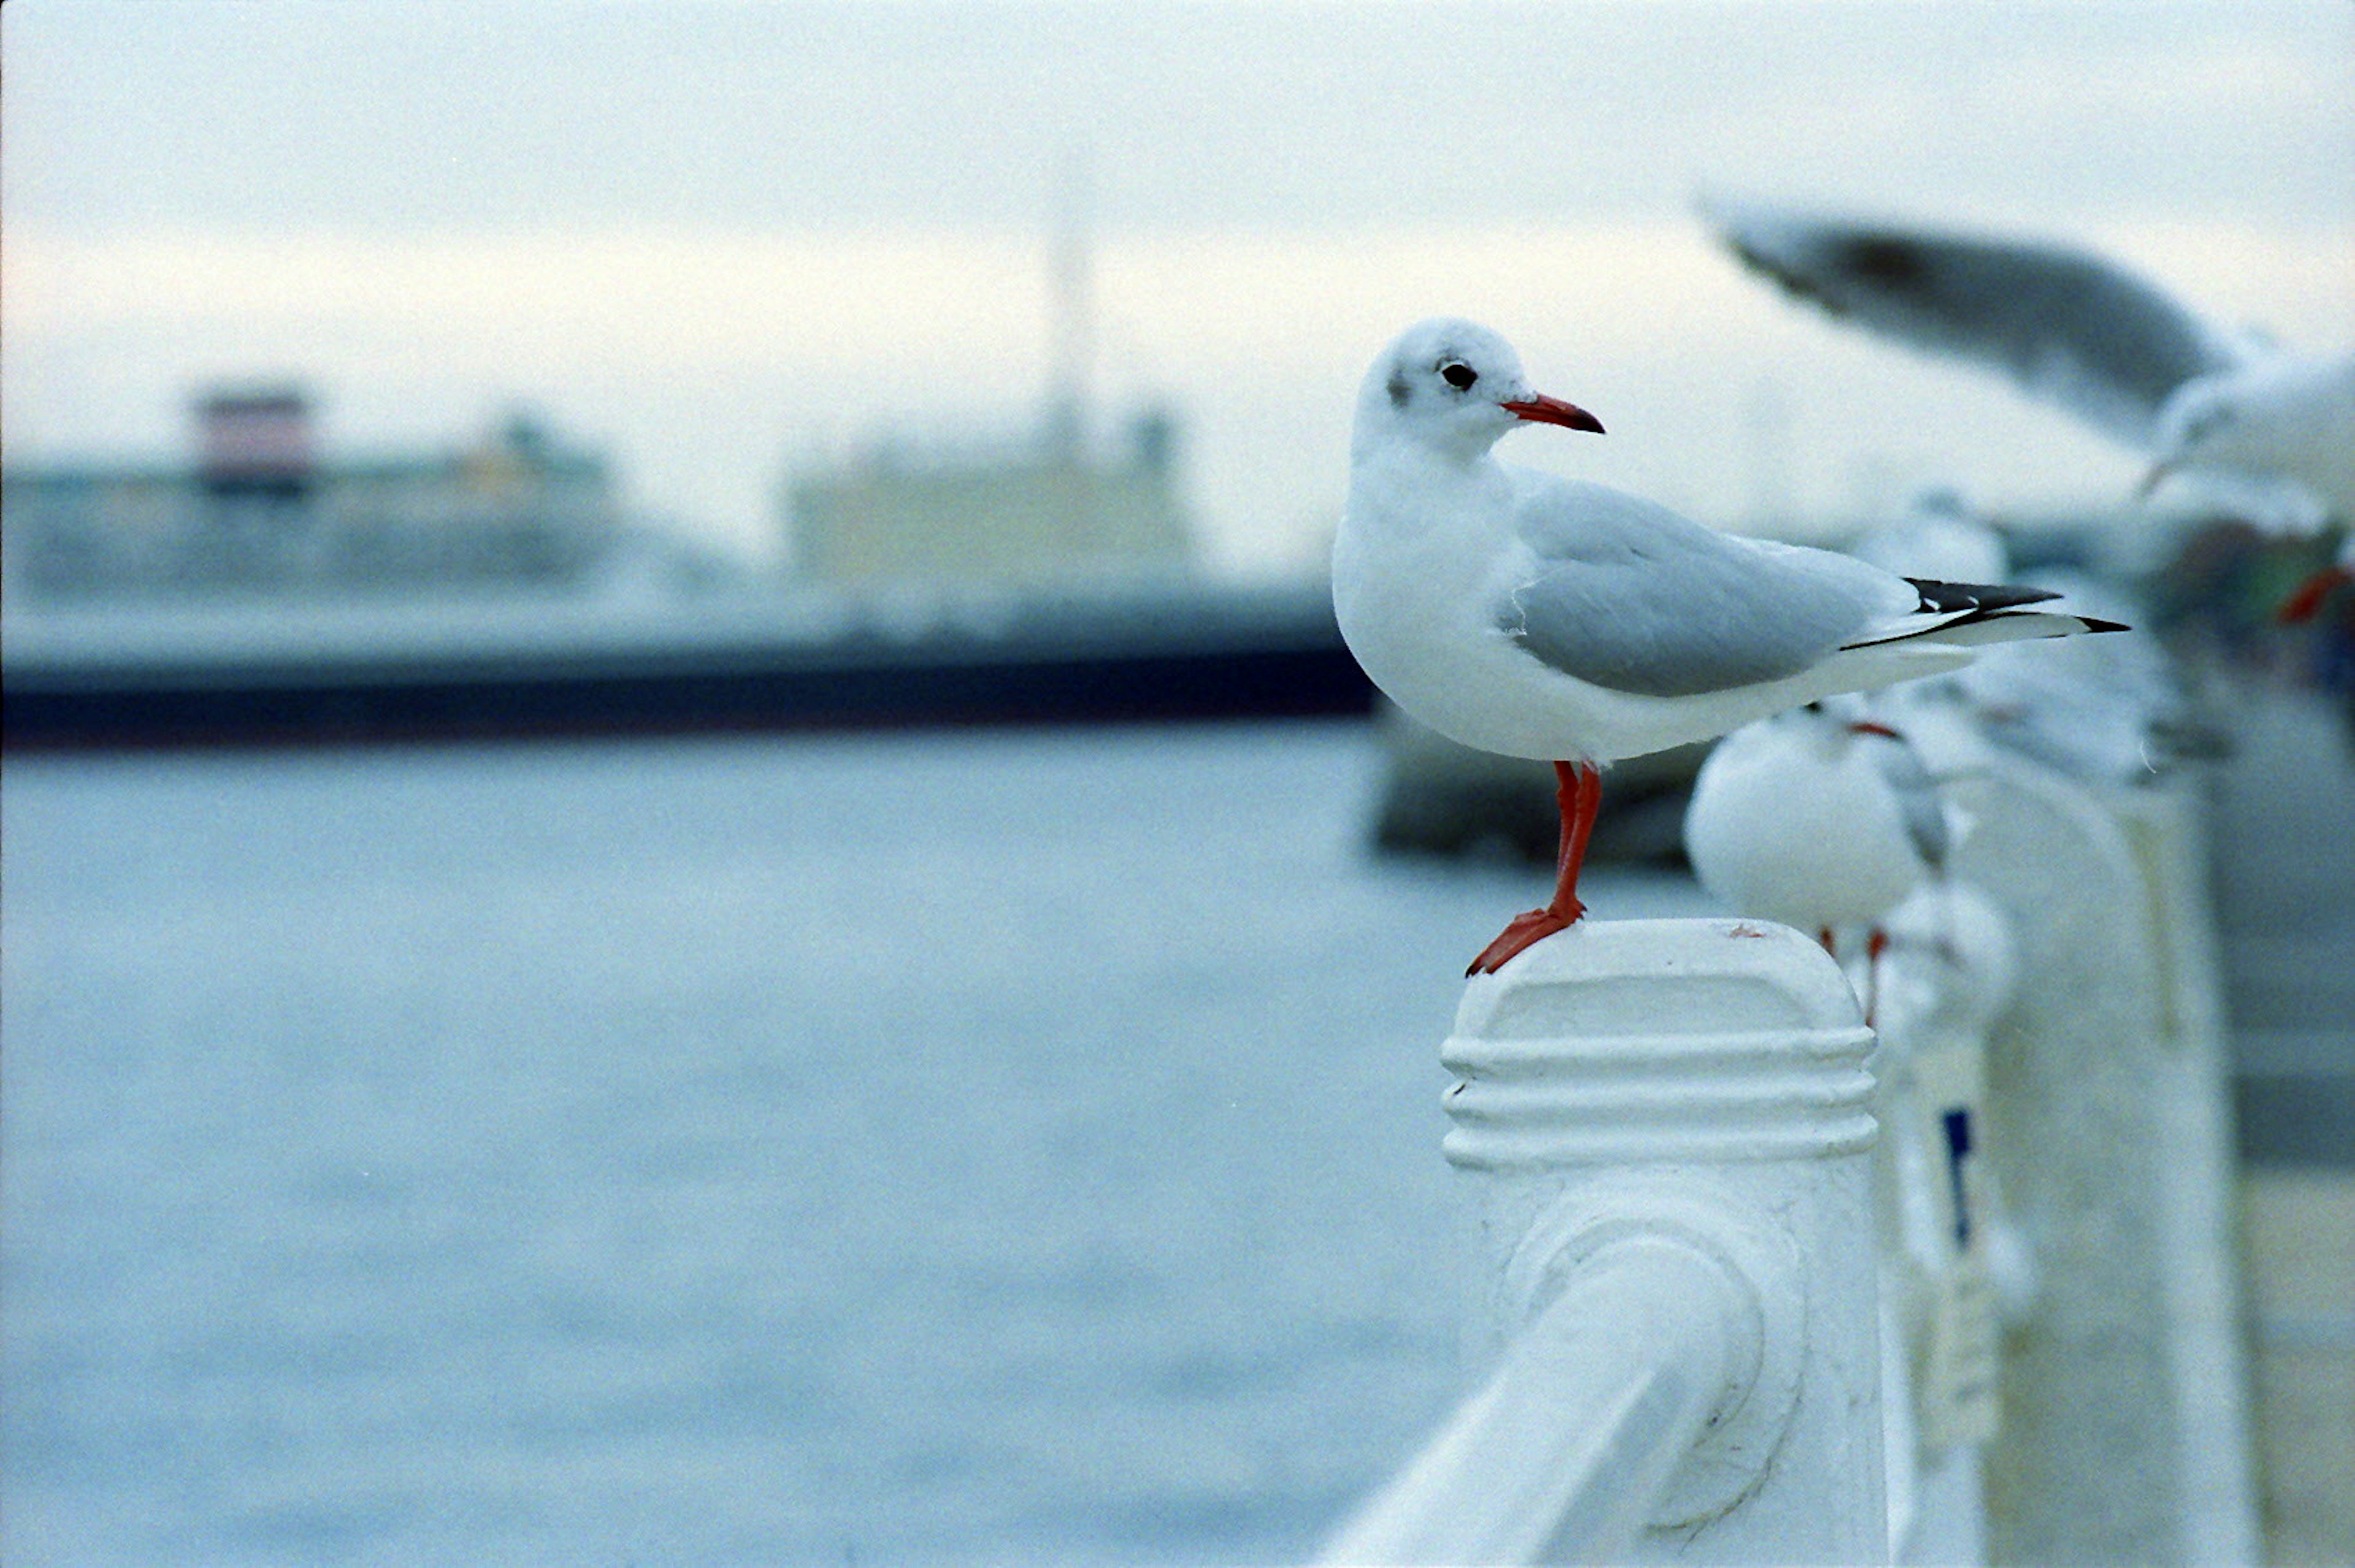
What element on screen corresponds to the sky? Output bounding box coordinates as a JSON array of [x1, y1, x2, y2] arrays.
[[4, 0, 2351, 575]]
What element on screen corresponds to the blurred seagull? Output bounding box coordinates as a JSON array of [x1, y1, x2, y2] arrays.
[[1707, 197, 2355, 619], [1875, 876, 2019, 1050], [1905, 567, 2218, 786], [1334, 318, 2127, 974], [1851, 486, 2013, 590], [1684, 700, 1953, 1018], [1850, 497, 2221, 781]]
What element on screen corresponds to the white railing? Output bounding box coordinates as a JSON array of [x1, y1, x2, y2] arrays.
[[1320, 1228, 1760, 1565], [1897, 749, 2261, 1566], [1323, 920, 1885, 1566], [1324, 756, 2261, 1566]]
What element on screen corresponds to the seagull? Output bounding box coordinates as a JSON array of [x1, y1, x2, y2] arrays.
[[1875, 876, 2019, 1047], [1851, 486, 2013, 591], [1891, 567, 2218, 787], [1684, 699, 1948, 942], [1848, 492, 2225, 781], [1707, 196, 2355, 618], [1334, 318, 2127, 974], [1684, 700, 1952, 1020]]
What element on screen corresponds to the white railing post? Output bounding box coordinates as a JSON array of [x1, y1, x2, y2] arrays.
[[1866, 878, 2018, 1566], [2108, 780, 2264, 1568], [1323, 918, 1887, 1566], [1928, 757, 2262, 1566]]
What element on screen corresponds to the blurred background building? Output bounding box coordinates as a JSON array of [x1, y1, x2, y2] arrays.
[[778, 156, 1198, 589], [781, 404, 1193, 586], [2, 389, 622, 602]]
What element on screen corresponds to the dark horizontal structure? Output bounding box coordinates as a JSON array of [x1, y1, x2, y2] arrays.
[[4, 579, 1376, 751]]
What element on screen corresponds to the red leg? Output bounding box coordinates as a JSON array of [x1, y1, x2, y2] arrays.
[[1468, 762, 1602, 975], [1864, 927, 1890, 1030]]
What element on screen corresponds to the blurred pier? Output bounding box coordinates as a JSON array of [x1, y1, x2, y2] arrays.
[[2208, 683, 2355, 1566], [0, 580, 1373, 751]]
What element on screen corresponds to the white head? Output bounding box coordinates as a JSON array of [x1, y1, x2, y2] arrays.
[[2145, 356, 2355, 494], [1353, 318, 1603, 465], [2148, 379, 2257, 486], [1771, 695, 1904, 760]]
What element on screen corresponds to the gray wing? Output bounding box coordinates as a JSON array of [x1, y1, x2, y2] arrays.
[[1710, 197, 2251, 446], [1872, 733, 1951, 870], [1501, 476, 1904, 698]]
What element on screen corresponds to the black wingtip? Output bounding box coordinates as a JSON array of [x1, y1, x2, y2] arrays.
[[1906, 577, 2063, 614], [2081, 616, 2132, 634]]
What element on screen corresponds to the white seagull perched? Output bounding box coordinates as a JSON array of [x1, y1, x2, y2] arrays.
[[1684, 699, 1948, 947], [1334, 318, 2127, 974], [1709, 197, 2355, 619], [1683, 699, 1951, 1020]]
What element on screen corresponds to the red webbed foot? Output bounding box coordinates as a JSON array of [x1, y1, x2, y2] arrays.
[[1466, 898, 1587, 976]]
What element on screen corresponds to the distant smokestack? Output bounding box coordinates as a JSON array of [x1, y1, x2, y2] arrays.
[[1044, 148, 1093, 461]]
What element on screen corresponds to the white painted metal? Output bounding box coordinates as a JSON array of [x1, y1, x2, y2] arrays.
[[2110, 780, 2265, 1568], [1325, 919, 1888, 1566], [1867, 879, 2016, 1564], [1935, 755, 2261, 1564], [1319, 1229, 1752, 1565]]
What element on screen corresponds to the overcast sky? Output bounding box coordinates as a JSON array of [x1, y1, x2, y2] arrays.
[[6, 1, 2351, 572]]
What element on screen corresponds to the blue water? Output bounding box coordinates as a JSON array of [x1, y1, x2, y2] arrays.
[[2, 722, 1715, 1566]]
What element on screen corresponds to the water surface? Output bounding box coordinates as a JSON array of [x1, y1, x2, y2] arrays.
[[3, 722, 1714, 1565]]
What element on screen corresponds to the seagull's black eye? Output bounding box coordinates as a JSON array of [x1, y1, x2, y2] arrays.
[[1439, 361, 1478, 391]]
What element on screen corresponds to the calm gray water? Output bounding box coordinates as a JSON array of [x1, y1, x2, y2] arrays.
[[2, 722, 1715, 1566]]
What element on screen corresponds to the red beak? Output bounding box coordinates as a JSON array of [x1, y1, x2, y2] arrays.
[[1847, 720, 1903, 740], [2277, 563, 2354, 625], [1501, 394, 1605, 434]]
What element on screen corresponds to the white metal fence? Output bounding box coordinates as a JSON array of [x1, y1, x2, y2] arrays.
[[1323, 760, 2259, 1566]]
